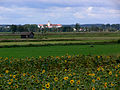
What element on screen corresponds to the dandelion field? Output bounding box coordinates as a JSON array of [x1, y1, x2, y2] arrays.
[[0, 55, 120, 90]]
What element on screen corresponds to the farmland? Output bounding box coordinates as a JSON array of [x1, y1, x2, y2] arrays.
[[0, 32, 120, 48], [0, 55, 119, 89], [0, 32, 120, 57], [0, 32, 120, 89], [0, 44, 120, 58], [0, 32, 120, 39]]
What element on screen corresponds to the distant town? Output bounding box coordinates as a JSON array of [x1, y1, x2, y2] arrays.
[[0, 21, 120, 33]]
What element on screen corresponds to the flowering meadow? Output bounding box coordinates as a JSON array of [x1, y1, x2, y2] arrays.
[[0, 55, 120, 90]]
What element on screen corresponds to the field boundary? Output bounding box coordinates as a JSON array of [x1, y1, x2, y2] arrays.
[[0, 37, 120, 42], [0, 40, 119, 48]]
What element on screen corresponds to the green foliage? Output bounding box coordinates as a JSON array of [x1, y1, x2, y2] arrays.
[[75, 23, 80, 31], [10, 25, 17, 33], [0, 55, 119, 89], [118, 39, 120, 43]]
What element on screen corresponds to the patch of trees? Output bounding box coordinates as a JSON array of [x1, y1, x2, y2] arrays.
[[10, 24, 39, 33], [0, 23, 120, 33], [0, 26, 11, 32]]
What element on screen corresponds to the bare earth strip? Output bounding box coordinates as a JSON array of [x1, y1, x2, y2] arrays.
[[0, 37, 120, 41]]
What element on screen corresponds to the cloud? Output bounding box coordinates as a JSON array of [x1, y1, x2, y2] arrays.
[[73, 12, 85, 19], [0, 0, 120, 8], [87, 7, 93, 12], [0, 0, 120, 24]]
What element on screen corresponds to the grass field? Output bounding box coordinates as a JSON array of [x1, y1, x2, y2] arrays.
[[0, 40, 118, 46], [0, 32, 120, 57], [0, 44, 120, 58], [0, 32, 120, 39]]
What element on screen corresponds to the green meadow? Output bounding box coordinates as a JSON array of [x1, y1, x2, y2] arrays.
[[0, 44, 120, 58]]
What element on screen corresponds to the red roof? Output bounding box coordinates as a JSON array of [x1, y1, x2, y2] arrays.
[[39, 24, 44, 26], [49, 24, 62, 26], [39, 24, 62, 26]]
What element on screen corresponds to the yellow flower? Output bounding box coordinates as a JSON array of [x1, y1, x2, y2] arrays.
[[92, 79, 95, 83], [105, 82, 107, 85], [45, 83, 50, 88], [10, 74, 12, 77], [54, 77, 58, 82], [0, 74, 3, 77], [8, 82, 12, 85], [5, 70, 9, 73], [104, 85, 107, 88], [118, 64, 120, 68], [65, 69, 67, 72], [97, 56, 100, 58], [10, 79, 13, 82], [115, 66, 117, 69], [42, 88, 45, 90], [88, 74, 91, 76], [97, 68, 100, 71], [89, 73, 95, 76], [31, 75, 35, 79], [111, 83, 114, 86], [76, 80, 80, 84], [92, 87, 95, 90], [77, 88, 79, 90], [64, 77, 68, 80], [109, 71, 112, 75], [65, 60, 67, 63], [15, 84, 19, 88], [68, 56, 71, 58], [91, 73, 95, 76], [73, 73, 76, 75], [23, 73, 26, 77], [39, 56, 42, 59], [107, 56, 110, 59], [101, 68, 104, 71], [70, 80, 74, 84], [68, 69, 71, 72], [13, 75, 16, 78], [42, 70, 45, 74], [10, 61, 12, 64], [0, 57, 2, 59], [5, 57, 8, 60], [56, 56, 59, 59], [115, 74, 118, 77], [68, 74, 72, 76], [97, 77, 100, 80], [27, 72, 30, 75]]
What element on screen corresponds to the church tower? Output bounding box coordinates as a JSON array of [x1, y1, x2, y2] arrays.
[[48, 21, 51, 26]]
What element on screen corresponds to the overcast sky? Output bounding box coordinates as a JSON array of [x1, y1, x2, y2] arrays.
[[0, 0, 120, 24]]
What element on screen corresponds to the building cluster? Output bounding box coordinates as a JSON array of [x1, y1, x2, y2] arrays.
[[38, 21, 62, 29]]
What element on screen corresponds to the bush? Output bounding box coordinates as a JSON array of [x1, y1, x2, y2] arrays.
[[118, 39, 120, 43]]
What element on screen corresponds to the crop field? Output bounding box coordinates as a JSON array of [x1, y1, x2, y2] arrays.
[[0, 40, 118, 46], [0, 32, 120, 39], [0, 44, 120, 58], [0, 32, 120, 89], [0, 55, 119, 89]]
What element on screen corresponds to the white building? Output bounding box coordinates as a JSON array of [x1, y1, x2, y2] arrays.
[[38, 21, 62, 29]]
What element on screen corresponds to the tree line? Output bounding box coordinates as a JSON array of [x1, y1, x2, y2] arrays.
[[0, 24, 120, 33]]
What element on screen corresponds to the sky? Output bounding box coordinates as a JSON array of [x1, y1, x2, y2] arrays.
[[0, 0, 120, 24]]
